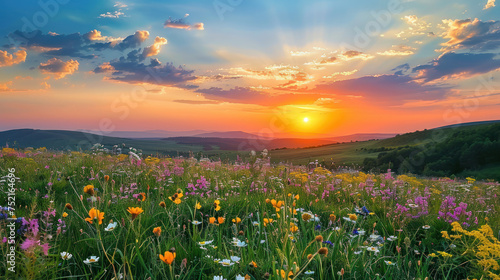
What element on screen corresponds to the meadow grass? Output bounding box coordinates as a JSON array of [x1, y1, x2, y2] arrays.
[[0, 147, 499, 280]]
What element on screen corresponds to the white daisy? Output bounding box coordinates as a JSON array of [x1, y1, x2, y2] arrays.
[[192, 220, 202, 225], [105, 222, 118, 232], [384, 260, 396, 265], [83, 256, 99, 264], [230, 256, 241, 262], [60, 252, 72, 260], [198, 240, 214, 246]]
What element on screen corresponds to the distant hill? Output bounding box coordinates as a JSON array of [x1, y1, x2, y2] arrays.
[[164, 137, 336, 150], [0, 129, 204, 155], [84, 129, 211, 139], [192, 131, 264, 139], [327, 133, 396, 143]]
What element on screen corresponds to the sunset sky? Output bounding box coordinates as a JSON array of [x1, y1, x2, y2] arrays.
[[1, 0, 499, 137]]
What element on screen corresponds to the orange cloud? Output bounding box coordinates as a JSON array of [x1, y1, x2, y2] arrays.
[[484, 0, 495, 9], [39, 58, 79, 79], [142, 36, 168, 58], [0, 50, 27, 67], [377, 45, 415, 56]]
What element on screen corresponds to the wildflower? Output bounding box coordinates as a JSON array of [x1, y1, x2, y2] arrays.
[[217, 217, 225, 224], [263, 218, 274, 227], [105, 221, 118, 231], [230, 256, 241, 262], [138, 192, 146, 201], [83, 185, 95, 196], [234, 240, 247, 247], [192, 220, 201, 225], [302, 212, 312, 221], [441, 231, 450, 239], [276, 269, 293, 280], [422, 225, 431, 229], [329, 214, 336, 222], [349, 214, 357, 221], [213, 276, 226, 280], [305, 271, 314, 275], [315, 235, 323, 242], [61, 252, 72, 260], [290, 223, 299, 233], [195, 202, 202, 209], [387, 235, 397, 241], [249, 261, 257, 268], [209, 217, 216, 224], [252, 221, 259, 226], [428, 253, 438, 257], [214, 200, 221, 211], [385, 260, 396, 265], [65, 203, 73, 210], [83, 256, 99, 264], [198, 240, 213, 246], [318, 247, 328, 255], [159, 201, 166, 208], [159, 249, 176, 265], [437, 251, 452, 258], [127, 207, 144, 220], [367, 246, 379, 253], [85, 208, 104, 225], [169, 192, 183, 204], [62, 212, 68, 218], [232, 217, 241, 224], [153, 226, 161, 237]]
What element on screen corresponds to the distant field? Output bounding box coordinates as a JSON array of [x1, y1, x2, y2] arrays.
[[270, 141, 381, 165]]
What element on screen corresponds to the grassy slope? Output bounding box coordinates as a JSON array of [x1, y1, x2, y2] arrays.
[[0, 129, 204, 154], [271, 122, 500, 167]]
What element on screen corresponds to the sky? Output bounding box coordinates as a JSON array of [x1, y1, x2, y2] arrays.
[[0, 0, 500, 138]]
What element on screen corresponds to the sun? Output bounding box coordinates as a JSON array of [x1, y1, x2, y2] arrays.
[[303, 117, 309, 123]]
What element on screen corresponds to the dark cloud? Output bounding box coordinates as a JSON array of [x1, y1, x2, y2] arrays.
[[392, 63, 410, 75], [312, 74, 448, 103], [440, 19, 500, 52], [412, 52, 500, 82], [8, 30, 149, 59], [195, 86, 329, 106], [94, 51, 198, 88]]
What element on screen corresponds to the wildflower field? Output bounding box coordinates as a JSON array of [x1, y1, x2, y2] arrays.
[[0, 147, 499, 280]]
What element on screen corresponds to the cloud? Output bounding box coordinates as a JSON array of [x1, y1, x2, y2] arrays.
[[39, 58, 79, 79], [41, 81, 51, 90], [312, 74, 448, 104], [94, 52, 197, 88], [412, 52, 500, 82], [164, 16, 204, 30], [9, 30, 149, 58], [99, 11, 125, 18], [377, 45, 415, 56], [114, 1, 127, 8], [305, 50, 373, 66], [173, 99, 221, 105], [322, 70, 358, 79], [396, 15, 432, 39], [0, 50, 27, 67], [0, 81, 13, 91], [195, 86, 328, 106], [484, 0, 495, 9], [392, 63, 410, 75], [439, 18, 500, 52], [142, 36, 167, 58]]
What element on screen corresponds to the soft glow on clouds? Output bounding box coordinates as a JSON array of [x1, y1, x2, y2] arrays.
[[164, 16, 205, 30], [39, 58, 79, 79], [439, 18, 500, 52], [0, 50, 27, 67], [484, 0, 495, 9], [142, 36, 168, 58], [377, 45, 415, 56]]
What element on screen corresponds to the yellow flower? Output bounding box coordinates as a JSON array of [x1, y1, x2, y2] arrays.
[[83, 185, 95, 196], [294, 194, 299, 200], [195, 202, 202, 209], [153, 226, 161, 237], [85, 208, 104, 225], [232, 217, 241, 224], [214, 200, 221, 211], [276, 269, 293, 280], [348, 214, 358, 221], [290, 223, 299, 233], [217, 217, 225, 224], [159, 249, 176, 265], [62, 212, 68, 218], [104, 175, 110, 182], [302, 212, 312, 221], [168, 192, 182, 204], [209, 217, 216, 224], [127, 207, 144, 220]]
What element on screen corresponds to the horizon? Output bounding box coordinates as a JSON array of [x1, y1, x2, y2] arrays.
[[1, 1, 500, 137]]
